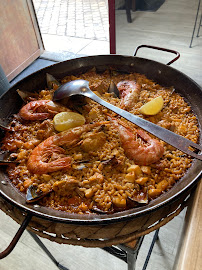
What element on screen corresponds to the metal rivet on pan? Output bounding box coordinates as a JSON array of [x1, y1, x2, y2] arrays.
[[1, 180, 7, 185], [131, 63, 134, 66], [33, 204, 40, 208], [158, 70, 162, 74]]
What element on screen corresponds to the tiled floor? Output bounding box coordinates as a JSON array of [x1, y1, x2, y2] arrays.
[[33, 0, 109, 41], [33, 0, 110, 60]]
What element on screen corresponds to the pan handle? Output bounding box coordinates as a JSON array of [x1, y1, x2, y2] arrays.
[[134, 45, 180, 65], [0, 213, 32, 259]]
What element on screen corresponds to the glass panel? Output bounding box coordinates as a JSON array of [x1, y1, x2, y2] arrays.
[[115, 0, 202, 86]]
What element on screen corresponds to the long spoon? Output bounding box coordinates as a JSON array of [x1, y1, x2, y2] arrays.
[[53, 80, 202, 161]]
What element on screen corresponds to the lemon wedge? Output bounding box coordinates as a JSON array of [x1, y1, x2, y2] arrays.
[[139, 96, 164, 115], [53, 112, 85, 132]]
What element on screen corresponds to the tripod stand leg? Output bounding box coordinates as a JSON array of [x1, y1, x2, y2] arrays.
[[28, 231, 69, 270]]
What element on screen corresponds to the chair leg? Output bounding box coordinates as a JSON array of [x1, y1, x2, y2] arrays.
[[196, 12, 202, 37], [126, 0, 132, 23], [131, 0, 136, 12], [189, 0, 201, 47]]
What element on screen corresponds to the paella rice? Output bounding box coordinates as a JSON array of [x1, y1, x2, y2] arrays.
[[1, 68, 199, 214]]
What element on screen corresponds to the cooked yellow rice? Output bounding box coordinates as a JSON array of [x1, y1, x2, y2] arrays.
[[1, 68, 199, 214]]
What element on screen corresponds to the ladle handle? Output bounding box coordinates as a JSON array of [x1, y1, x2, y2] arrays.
[[87, 91, 202, 161]]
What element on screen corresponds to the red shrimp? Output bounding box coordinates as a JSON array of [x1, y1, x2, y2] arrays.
[[19, 100, 70, 120], [117, 80, 141, 110], [27, 122, 103, 174], [113, 120, 164, 165]]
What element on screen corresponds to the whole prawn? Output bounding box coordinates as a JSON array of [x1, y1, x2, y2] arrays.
[[113, 120, 164, 165], [27, 122, 103, 174], [117, 80, 141, 110], [19, 100, 70, 120]]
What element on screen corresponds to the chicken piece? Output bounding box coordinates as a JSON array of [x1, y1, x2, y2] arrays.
[[52, 176, 79, 196], [81, 131, 106, 152]]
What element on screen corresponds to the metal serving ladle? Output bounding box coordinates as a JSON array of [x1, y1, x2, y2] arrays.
[[53, 79, 202, 161]]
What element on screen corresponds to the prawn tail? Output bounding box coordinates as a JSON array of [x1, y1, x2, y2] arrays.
[[113, 119, 164, 165], [26, 112, 50, 120], [19, 100, 51, 120], [44, 157, 72, 173], [117, 80, 141, 109], [27, 157, 72, 174]]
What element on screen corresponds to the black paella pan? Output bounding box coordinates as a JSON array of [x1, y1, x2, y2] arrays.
[[0, 45, 201, 255]]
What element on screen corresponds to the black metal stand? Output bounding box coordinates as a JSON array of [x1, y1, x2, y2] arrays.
[[102, 236, 144, 269], [0, 214, 32, 259], [142, 229, 160, 270], [28, 229, 160, 270], [189, 0, 202, 48], [28, 231, 69, 270]]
